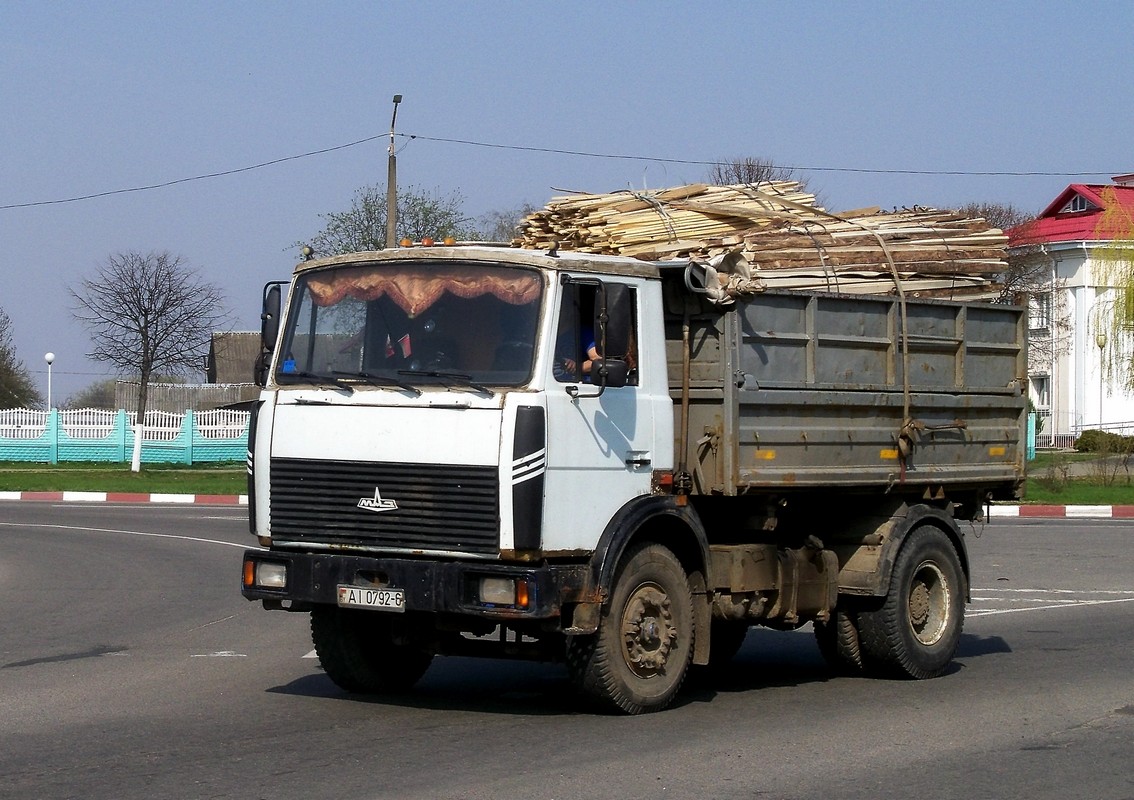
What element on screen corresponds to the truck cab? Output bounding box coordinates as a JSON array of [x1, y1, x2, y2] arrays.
[[243, 246, 696, 711]]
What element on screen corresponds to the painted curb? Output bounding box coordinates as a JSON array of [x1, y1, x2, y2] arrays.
[[0, 491, 1130, 518], [988, 504, 1134, 519], [0, 491, 247, 505]]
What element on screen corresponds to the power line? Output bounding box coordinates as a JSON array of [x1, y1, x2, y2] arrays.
[[0, 134, 384, 210], [0, 130, 1119, 211], [398, 133, 1117, 178]]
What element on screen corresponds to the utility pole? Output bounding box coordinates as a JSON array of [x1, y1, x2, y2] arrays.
[[386, 94, 402, 248]]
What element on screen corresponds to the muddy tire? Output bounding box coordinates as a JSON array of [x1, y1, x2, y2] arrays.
[[814, 607, 864, 675], [310, 606, 434, 694], [566, 543, 694, 714], [857, 526, 966, 679]]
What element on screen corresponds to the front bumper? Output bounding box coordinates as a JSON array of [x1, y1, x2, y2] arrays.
[[241, 549, 596, 622]]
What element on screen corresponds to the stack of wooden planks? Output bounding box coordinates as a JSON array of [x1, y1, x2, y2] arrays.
[[515, 182, 1009, 298], [515, 182, 817, 258]]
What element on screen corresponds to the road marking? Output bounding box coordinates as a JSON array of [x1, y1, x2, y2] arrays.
[[970, 587, 1134, 617], [191, 651, 247, 658], [0, 520, 259, 550], [188, 614, 242, 632]]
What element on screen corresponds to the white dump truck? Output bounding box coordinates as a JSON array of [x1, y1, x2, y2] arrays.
[[241, 243, 1025, 713]]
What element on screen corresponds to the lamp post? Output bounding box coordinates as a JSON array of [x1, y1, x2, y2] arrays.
[[44, 352, 54, 410]]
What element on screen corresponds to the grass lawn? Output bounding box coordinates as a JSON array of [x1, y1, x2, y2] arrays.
[[1023, 477, 1134, 505], [1023, 450, 1133, 505], [0, 462, 246, 495]]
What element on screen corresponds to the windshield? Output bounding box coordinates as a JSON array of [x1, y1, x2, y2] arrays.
[[276, 261, 543, 389]]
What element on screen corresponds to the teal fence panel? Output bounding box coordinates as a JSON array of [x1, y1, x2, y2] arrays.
[[0, 408, 248, 464]]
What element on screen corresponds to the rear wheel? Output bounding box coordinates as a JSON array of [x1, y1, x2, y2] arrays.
[[857, 526, 966, 679], [310, 606, 434, 694], [814, 607, 864, 674], [566, 543, 694, 714]]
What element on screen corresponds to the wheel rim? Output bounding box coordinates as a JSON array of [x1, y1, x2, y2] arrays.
[[907, 560, 950, 646], [620, 581, 678, 678]]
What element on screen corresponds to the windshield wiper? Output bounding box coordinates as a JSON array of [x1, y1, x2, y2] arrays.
[[277, 369, 354, 393], [332, 370, 422, 396], [398, 369, 494, 396]]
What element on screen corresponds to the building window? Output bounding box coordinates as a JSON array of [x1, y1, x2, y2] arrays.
[[1029, 293, 1051, 331], [1030, 375, 1050, 410], [1060, 194, 1095, 214]]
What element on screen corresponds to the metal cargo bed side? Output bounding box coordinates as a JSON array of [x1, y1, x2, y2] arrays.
[[665, 286, 1026, 500]]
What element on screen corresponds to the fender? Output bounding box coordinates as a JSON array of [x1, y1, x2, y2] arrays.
[[863, 504, 972, 600], [584, 495, 713, 665], [589, 495, 710, 592]]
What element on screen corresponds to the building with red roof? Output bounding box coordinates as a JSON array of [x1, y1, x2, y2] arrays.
[[1007, 175, 1134, 446]]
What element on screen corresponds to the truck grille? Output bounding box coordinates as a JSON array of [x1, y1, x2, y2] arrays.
[[269, 457, 499, 555]]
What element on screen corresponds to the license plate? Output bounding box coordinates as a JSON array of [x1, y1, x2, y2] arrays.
[[336, 585, 405, 613]]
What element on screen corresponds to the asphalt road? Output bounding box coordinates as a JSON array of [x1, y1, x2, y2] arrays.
[[1, 504, 1132, 800]]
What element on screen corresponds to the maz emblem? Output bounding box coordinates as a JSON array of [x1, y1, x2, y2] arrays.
[[357, 488, 398, 513]]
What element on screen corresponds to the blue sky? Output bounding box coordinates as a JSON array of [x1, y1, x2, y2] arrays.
[[3, 1, 1133, 401]]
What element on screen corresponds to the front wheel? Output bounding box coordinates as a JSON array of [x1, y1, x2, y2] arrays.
[[857, 526, 966, 679], [310, 606, 434, 694], [566, 543, 694, 714]]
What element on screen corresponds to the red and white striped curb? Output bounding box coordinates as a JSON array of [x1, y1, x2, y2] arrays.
[[989, 504, 1134, 519], [0, 492, 1130, 518], [0, 491, 247, 505]]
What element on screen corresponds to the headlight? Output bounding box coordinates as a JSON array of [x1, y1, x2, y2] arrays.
[[244, 559, 287, 589]]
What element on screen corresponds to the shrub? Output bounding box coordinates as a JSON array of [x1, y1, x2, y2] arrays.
[[1075, 429, 1134, 453]]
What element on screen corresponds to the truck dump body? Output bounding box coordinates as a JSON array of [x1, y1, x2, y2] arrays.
[[664, 276, 1025, 501]]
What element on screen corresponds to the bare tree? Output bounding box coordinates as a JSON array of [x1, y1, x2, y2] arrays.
[[0, 307, 42, 409], [303, 184, 478, 257], [972, 204, 1073, 373], [955, 201, 1035, 233], [63, 378, 118, 410], [71, 251, 229, 422], [708, 156, 800, 186], [477, 202, 539, 242], [974, 202, 1041, 303]]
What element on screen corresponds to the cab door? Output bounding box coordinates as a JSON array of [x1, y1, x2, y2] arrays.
[[541, 277, 657, 552]]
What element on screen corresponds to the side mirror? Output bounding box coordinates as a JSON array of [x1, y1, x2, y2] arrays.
[[261, 284, 282, 353], [591, 357, 629, 389]]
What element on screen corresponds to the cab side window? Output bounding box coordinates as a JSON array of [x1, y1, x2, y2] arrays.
[[553, 282, 637, 385]]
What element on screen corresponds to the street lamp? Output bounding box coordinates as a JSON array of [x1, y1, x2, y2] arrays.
[[44, 352, 55, 410]]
